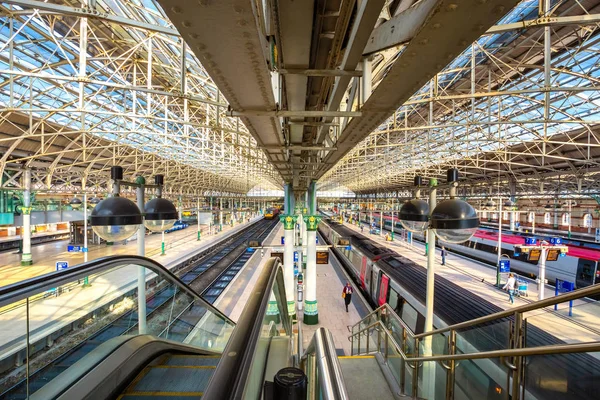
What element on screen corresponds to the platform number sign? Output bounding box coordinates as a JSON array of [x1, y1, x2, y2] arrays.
[[56, 261, 68, 271], [294, 251, 298, 262]]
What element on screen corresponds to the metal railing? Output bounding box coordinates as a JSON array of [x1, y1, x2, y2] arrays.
[[349, 285, 600, 399], [300, 327, 350, 400]]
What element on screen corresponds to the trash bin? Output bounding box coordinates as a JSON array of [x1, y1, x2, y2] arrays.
[[274, 367, 307, 400]]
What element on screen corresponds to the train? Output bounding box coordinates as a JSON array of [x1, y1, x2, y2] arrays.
[[319, 217, 598, 400], [264, 207, 281, 220], [362, 212, 600, 290], [164, 220, 189, 233]]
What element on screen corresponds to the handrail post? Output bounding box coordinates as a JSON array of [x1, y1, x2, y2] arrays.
[[446, 330, 456, 400], [358, 327, 361, 355], [412, 337, 420, 398], [384, 330, 389, 363], [400, 327, 406, 393], [511, 312, 524, 400]]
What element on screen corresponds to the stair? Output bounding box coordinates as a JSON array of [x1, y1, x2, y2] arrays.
[[338, 355, 396, 400], [118, 354, 220, 399]]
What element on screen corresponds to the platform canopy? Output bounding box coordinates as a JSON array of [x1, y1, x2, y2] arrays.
[[2, 1, 600, 200], [0, 0, 281, 196], [318, 0, 600, 198]]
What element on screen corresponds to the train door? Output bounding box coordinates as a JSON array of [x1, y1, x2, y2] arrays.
[[575, 259, 597, 288], [359, 256, 367, 289], [378, 274, 390, 306]]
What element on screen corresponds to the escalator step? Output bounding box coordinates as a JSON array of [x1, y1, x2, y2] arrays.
[[122, 365, 215, 398], [162, 355, 220, 367]]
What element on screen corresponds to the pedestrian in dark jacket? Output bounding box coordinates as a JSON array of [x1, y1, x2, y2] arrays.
[[441, 246, 447, 266], [342, 282, 353, 312]]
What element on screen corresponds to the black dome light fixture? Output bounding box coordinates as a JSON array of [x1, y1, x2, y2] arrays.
[[430, 169, 480, 243], [90, 196, 142, 241], [69, 197, 83, 209], [90, 166, 141, 241], [89, 196, 101, 205], [143, 175, 178, 232], [399, 176, 429, 233]]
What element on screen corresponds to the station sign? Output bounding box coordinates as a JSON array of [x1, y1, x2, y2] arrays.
[[281, 236, 285, 245], [528, 249, 541, 262], [294, 251, 298, 262], [525, 237, 537, 245], [556, 279, 575, 293], [67, 245, 86, 252], [546, 249, 560, 262], [56, 261, 68, 271], [499, 259, 510, 273], [316, 251, 329, 265], [555, 279, 575, 316]]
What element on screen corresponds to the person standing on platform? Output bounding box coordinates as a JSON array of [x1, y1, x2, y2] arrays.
[[342, 282, 353, 312], [361, 225, 364, 233], [503, 273, 516, 304], [441, 246, 447, 266]]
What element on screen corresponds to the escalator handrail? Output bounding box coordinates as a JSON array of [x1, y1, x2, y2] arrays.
[[301, 327, 350, 400], [202, 257, 292, 400], [0, 255, 235, 326]]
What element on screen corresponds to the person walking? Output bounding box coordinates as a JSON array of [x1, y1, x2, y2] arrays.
[[503, 273, 517, 304], [361, 225, 364, 233], [441, 246, 447, 266], [342, 282, 353, 312]]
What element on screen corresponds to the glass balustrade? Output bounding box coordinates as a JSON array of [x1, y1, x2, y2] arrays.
[[0, 257, 234, 399]]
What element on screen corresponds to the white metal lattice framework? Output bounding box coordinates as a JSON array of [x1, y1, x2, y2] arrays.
[[319, 0, 600, 199], [0, 0, 281, 196]]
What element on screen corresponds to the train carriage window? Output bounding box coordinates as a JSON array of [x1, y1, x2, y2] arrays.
[[544, 212, 551, 224], [561, 213, 570, 226], [400, 301, 419, 333], [388, 289, 401, 315], [584, 214, 593, 228]]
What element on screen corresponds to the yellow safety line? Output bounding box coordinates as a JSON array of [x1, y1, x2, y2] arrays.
[[157, 354, 171, 365], [169, 354, 220, 358], [124, 366, 152, 392], [125, 391, 204, 396], [151, 365, 216, 369], [337, 355, 374, 359]]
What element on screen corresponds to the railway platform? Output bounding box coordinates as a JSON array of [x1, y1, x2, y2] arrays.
[[0, 217, 260, 288], [0, 217, 266, 366], [340, 221, 600, 345], [297, 232, 371, 356], [214, 223, 284, 321]]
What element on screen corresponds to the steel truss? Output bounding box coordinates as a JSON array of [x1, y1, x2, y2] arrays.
[[0, 0, 281, 196], [319, 0, 600, 199]]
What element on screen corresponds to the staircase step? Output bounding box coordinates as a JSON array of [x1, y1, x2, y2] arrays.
[[338, 356, 396, 400]]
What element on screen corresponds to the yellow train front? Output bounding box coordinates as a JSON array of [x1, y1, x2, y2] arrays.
[[264, 207, 280, 220]]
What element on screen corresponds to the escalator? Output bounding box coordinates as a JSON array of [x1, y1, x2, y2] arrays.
[[120, 354, 219, 399], [0, 254, 354, 400]]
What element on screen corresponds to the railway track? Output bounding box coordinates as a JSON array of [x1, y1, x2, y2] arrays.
[[0, 218, 277, 399]]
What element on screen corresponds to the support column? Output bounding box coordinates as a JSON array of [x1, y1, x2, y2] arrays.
[[303, 215, 321, 325], [280, 214, 297, 320], [197, 198, 201, 241], [135, 178, 147, 334], [219, 198, 223, 231], [423, 181, 437, 398], [21, 169, 32, 266]]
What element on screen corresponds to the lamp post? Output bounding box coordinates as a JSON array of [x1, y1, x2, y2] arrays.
[[90, 167, 176, 334], [399, 169, 479, 399]]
